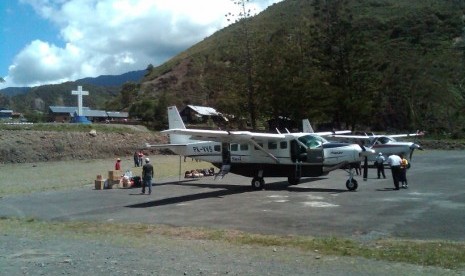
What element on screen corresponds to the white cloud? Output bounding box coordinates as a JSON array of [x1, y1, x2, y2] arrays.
[[6, 0, 282, 87]]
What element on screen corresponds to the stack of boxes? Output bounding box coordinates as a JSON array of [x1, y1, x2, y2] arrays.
[[94, 170, 121, 190], [94, 175, 104, 190], [108, 170, 121, 188]]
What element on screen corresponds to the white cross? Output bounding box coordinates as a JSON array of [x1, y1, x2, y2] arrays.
[[71, 86, 89, 116]]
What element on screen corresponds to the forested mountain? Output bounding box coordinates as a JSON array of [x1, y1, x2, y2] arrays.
[[123, 0, 465, 135], [75, 70, 145, 87]]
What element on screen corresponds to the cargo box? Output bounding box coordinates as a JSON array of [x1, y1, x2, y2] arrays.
[[108, 170, 121, 181], [94, 180, 105, 190]]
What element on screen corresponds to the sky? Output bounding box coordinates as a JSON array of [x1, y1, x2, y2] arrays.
[[0, 0, 282, 88]]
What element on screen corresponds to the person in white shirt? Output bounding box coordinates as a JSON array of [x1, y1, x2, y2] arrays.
[[387, 154, 402, 190], [375, 152, 386, 179]]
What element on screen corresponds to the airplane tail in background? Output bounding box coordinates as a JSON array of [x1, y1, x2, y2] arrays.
[[167, 106, 186, 130], [302, 119, 314, 133], [145, 106, 189, 154], [166, 106, 190, 145]]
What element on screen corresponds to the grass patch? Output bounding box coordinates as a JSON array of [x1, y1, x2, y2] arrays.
[[1, 217, 464, 270], [0, 156, 213, 197]]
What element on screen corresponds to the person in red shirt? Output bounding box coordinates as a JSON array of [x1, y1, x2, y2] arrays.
[[115, 158, 121, 170], [138, 151, 144, 167]]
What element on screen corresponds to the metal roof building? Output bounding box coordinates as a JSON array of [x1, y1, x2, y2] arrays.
[[179, 105, 227, 125], [48, 106, 128, 123], [107, 111, 129, 118]]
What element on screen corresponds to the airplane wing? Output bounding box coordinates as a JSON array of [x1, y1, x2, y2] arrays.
[[388, 131, 425, 138], [331, 134, 371, 139], [162, 128, 286, 143], [333, 131, 424, 139], [162, 128, 286, 163], [145, 142, 186, 148], [315, 130, 352, 136]]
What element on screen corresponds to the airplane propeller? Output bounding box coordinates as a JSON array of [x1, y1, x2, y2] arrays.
[[358, 145, 376, 157], [357, 144, 373, 181], [409, 143, 423, 160], [409, 130, 424, 160]]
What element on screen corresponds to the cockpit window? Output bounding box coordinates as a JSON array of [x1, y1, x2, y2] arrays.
[[297, 135, 327, 149], [377, 137, 393, 144]]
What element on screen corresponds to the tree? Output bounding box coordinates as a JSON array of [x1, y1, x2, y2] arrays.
[[310, 0, 377, 130], [120, 82, 139, 108], [226, 0, 258, 129]]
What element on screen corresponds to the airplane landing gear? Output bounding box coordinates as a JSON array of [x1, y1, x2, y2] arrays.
[[345, 168, 358, 191], [346, 178, 358, 191], [251, 177, 265, 190], [288, 175, 300, 185]]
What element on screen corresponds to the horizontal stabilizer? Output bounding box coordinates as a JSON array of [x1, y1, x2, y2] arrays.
[[145, 143, 186, 148], [145, 143, 187, 155]]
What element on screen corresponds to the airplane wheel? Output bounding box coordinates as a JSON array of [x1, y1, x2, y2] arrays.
[[251, 177, 264, 190], [288, 176, 300, 185], [346, 179, 358, 191]]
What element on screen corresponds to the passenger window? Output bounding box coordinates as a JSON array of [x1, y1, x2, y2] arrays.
[[240, 144, 249, 151], [254, 143, 263, 150], [231, 144, 238, 151], [214, 145, 221, 152], [280, 141, 287, 149], [268, 141, 278, 150]]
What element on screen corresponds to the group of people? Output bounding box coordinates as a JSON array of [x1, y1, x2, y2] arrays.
[[375, 152, 409, 190], [133, 151, 146, 167], [114, 155, 154, 195]]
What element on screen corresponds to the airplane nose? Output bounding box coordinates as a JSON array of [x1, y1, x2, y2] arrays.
[[409, 143, 422, 160], [358, 145, 376, 157], [410, 143, 422, 150]]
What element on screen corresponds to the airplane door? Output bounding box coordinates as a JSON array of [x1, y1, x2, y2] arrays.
[[216, 142, 231, 178], [306, 147, 324, 164], [290, 140, 302, 162], [221, 143, 231, 165], [291, 137, 324, 164]]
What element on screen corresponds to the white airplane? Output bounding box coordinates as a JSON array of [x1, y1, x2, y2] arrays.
[[331, 132, 424, 161], [146, 106, 375, 191]]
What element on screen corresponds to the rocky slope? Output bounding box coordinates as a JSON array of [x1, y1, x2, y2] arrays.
[[0, 128, 166, 164]]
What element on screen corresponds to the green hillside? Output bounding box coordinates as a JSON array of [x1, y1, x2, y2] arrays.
[[130, 0, 465, 135]]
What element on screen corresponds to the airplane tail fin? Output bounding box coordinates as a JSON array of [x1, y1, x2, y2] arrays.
[[167, 106, 186, 130], [166, 106, 191, 145], [146, 106, 188, 155], [302, 119, 314, 133]]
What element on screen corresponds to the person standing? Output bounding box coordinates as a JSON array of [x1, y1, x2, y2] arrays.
[[400, 154, 409, 188], [354, 161, 362, 176], [138, 151, 144, 167], [387, 154, 402, 190], [115, 158, 121, 170], [133, 151, 139, 167], [141, 157, 154, 195], [375, 152, 386, 179]]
